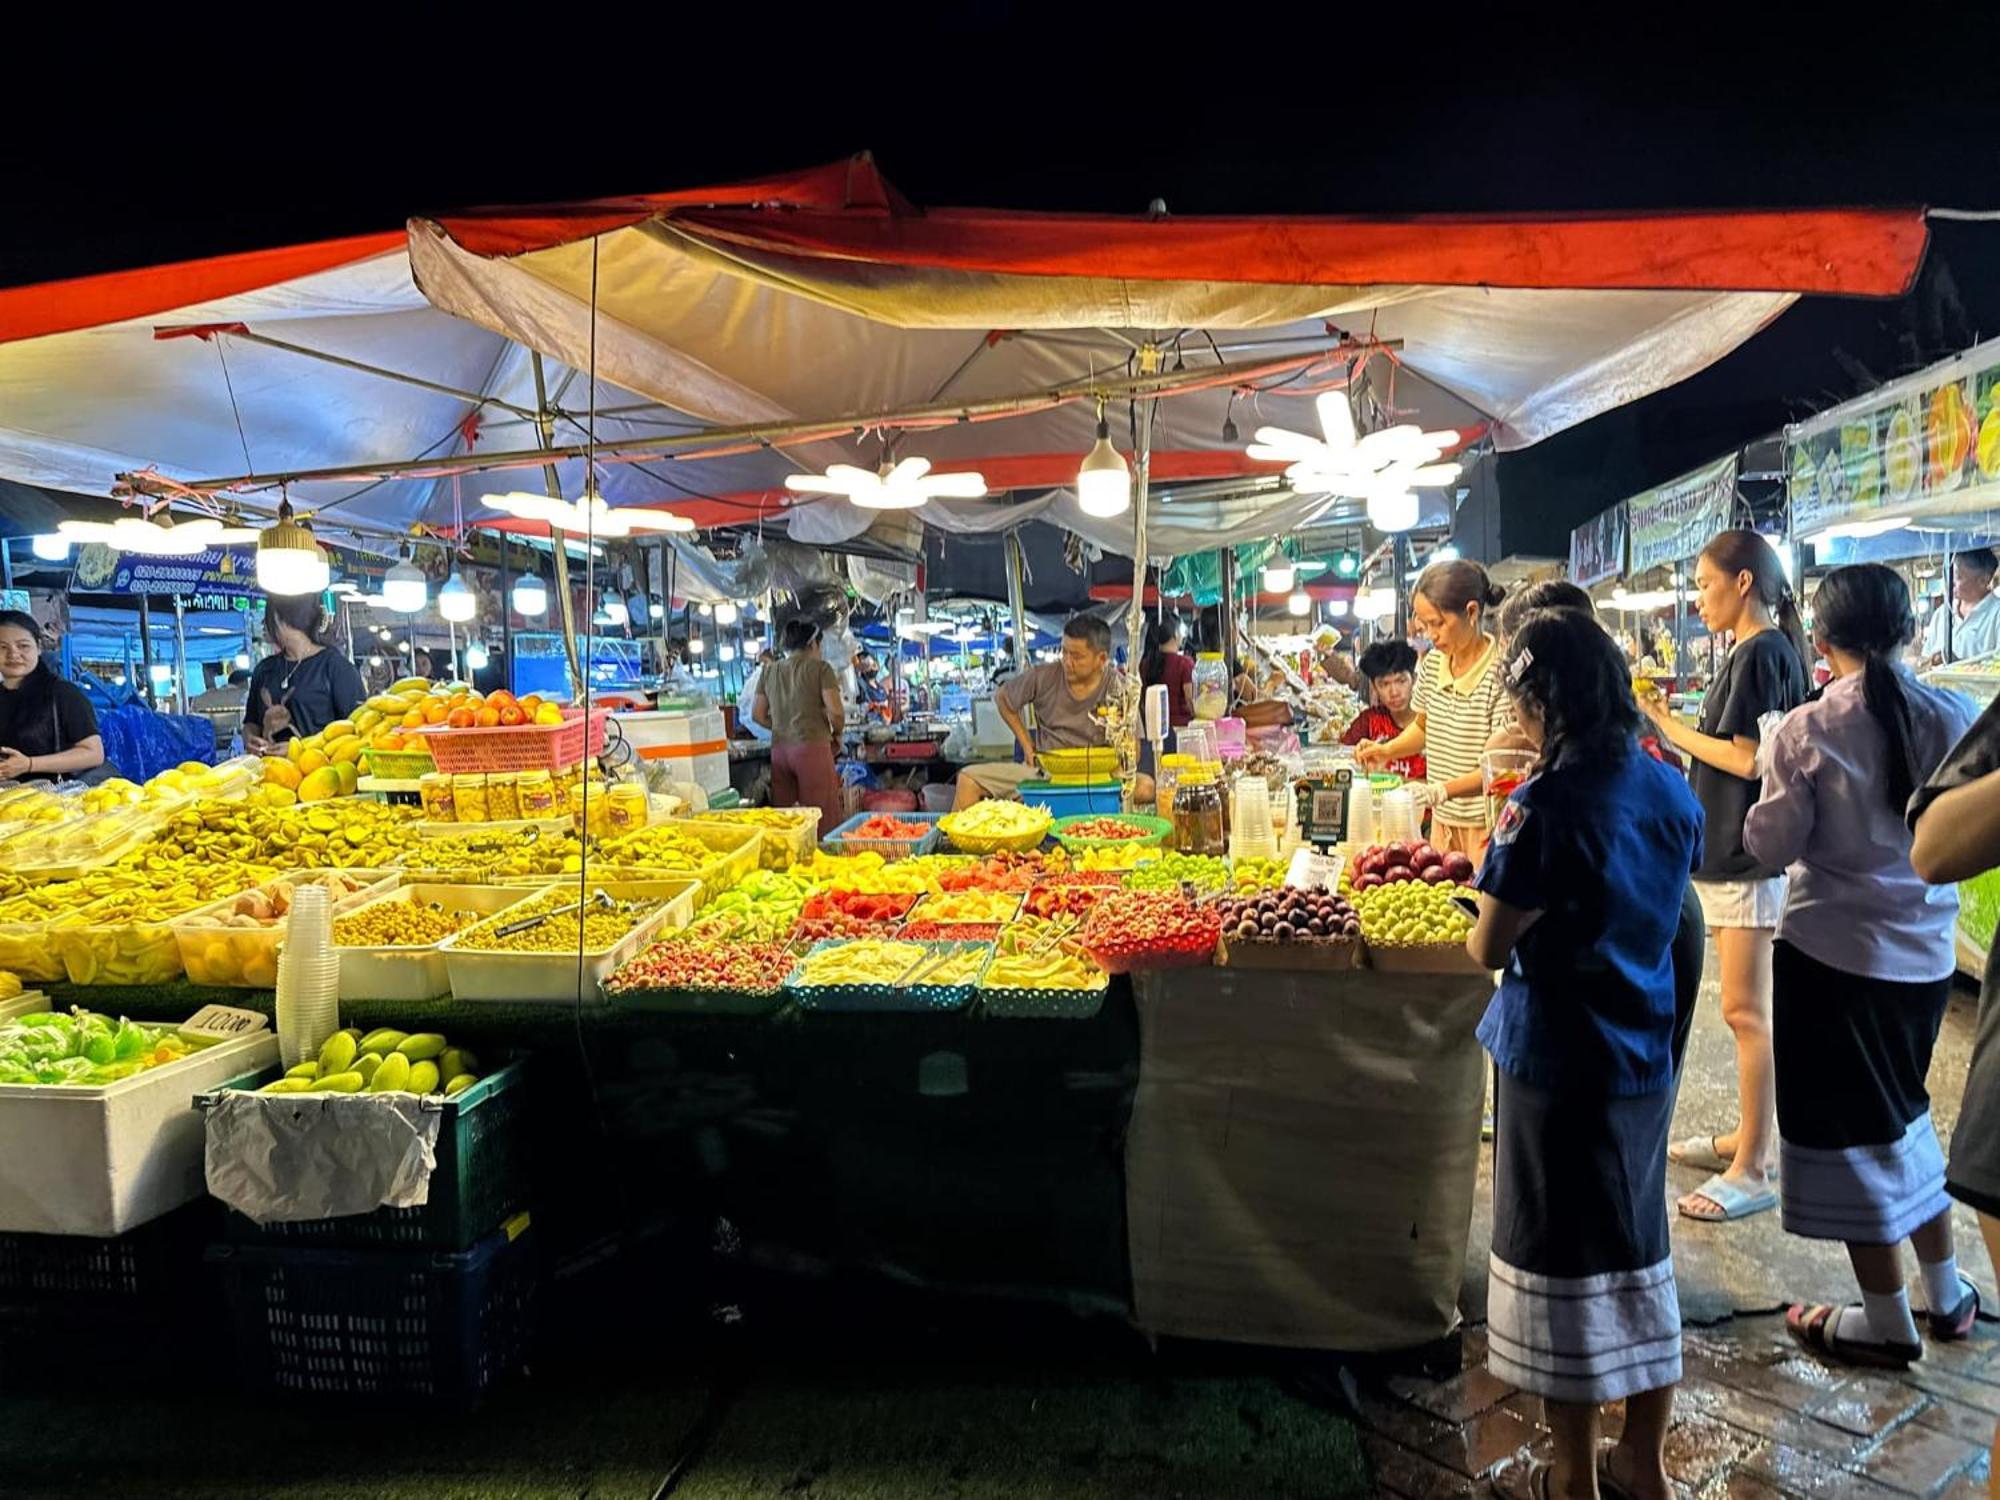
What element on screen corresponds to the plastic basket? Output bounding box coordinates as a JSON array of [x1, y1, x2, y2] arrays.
[[440, 877, 697, 1003], [821, 810, 944, 861], [360, 746, 438, 781], [1049, 812, 1171, 852], [171, 870, 399, 989], [937, 809, 1052, 855], [598, 822, 762, 905], [207, 1061, 530, 1251], [784, 938, 990, 1013], [677, 809, 820, 870], [409, 709, 608, 774], [1018, 780, 1124, 818], [1036, 746, 1121, 784], [207, 1216, 536, 1406], [978, 980, 1109, 1020], [334, 884, 537, 1003], [907, 890, 1024, 926]]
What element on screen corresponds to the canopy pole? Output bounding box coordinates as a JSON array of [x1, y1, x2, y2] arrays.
[[1003, 528, 1029, 673], [137, 596, 156, 709], [1219, 547, 1240, 669], [1127, 396, 1155, 673], [528, 351, 585, 694], [171, 595, 188, 715]]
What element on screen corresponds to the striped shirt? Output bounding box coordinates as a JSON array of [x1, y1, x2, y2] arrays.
[[1413, 638, 1509, 824]]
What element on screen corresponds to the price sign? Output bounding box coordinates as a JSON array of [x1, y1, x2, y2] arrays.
[[178, 1005, 271, 1045], [1293, 769, 1353, 849]]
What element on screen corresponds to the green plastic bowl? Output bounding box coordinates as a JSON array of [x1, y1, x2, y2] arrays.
[[1049, 812, 1173, 852]]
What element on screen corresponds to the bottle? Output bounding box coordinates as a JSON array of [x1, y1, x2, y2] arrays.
[[516, 769, 557, 819], [1172, 765, 1226, 856], [1191, 653, 1230, 721], [607, 781, 650, 834], [452, 773, 490, 823], [418, 772, 456, 823]]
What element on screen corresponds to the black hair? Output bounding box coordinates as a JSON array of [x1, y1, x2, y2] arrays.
[[1415, 559, 1506, 629], [1958, 548, 1999, 577], [263, 593, 331, 647], [0, 611, 54, 722], [1701, 529, 1810, 666], [1501, 608, 1643, 771], [1356, 640, 1418, 682], [227, 668, 252, 686], [1140, 617, 1183, 688], [1812, 563, 1923, 815], [779, 618, 821, 652], [1062, 615, 1113, 656], [1496, 579, 1594, 643]]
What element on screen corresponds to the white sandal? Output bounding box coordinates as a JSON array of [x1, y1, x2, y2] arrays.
[[1667, 1134, 1733, 1173]]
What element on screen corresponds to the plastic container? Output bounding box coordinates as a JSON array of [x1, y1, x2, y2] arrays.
[[606, 782, 649, 835], [334, 884, 537, 1003], [485, 774, 522, 822], [1049, 812, 1172, 852], [1481, 748, 1537, 799], [681, 808, 821, 869], [937, 806, 1054, 854], [0, 1039, 278, 1236], [1191, 653, 1230, 720], [411, 708, 608, 774], [440, 877, 697, 1003], [50, 909, 187, 986], [418, 772, 457, 821], [1015, 780, 1121, 819], [1378, 787, 1419, 846], [1036, 746, 1122, 785], [452, 773, 491, 823], [364, 746, 440, 782], [207, 1217, 536, 1406], [171, 871, 398, 988], [784, 938, 990, 1013], [978, 974, 1109, 1020], [205, 1061, 530, 1251], [598, 821, 764, 905], [0, 920, 72, 983], [515, 769, 557, 819], [821, 809, 943, 860]]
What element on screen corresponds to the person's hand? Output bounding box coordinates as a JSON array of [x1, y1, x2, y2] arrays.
[[0, 747, 30, 781], [1636, 692, 1672, 729], [1406, 780, 1441, 811], [1020, 747, 1038, 772], [1354, 740, 1387, 770]]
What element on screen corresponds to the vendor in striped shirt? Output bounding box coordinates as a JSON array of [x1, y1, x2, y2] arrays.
[[1356, 560, 1512, 865]]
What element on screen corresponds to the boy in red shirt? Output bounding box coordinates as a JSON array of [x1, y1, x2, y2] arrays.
[[1342, 641, 1427, 780]]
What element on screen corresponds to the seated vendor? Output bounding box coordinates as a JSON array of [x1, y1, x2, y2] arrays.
[[0, 611, 109, 783], [953, 615, 1153, 810]]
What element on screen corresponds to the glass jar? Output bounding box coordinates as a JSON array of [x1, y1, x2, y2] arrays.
[[486, 773, 521, 821], [1155, 752, 1191, 820], [418, 772, 456, 823], [1191, 653, 1230, 720], [516, 769, 557, 819], [606, 782, 650, 835], [451, 773, 490, 823], [1172, 767, 1226, 856]]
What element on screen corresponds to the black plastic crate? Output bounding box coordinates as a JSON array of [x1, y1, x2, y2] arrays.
[[208, 1216, 536, 1406]]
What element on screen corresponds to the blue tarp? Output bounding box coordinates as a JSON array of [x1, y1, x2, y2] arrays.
[[94, 704, 215, 782]]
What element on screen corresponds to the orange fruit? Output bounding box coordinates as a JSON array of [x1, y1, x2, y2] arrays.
[[423, 702, 449, 724], [518, 695, 543, 717], [401, 709, 426, 729], [262, 757, 302, 790], [447, 691, 470, 709], [498, 706, 525, 727], [446, 707, 476, 729], [488, 691, 517, 711], [475, 706, 501, 728]]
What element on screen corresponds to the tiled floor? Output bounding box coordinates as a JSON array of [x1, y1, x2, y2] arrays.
[[1358, 975, 2000, 1497]]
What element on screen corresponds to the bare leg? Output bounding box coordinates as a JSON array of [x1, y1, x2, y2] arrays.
[[1543, 1399, 1601, 1499], [1682, 924, 1775, 1217], [1603, 1384, 1675, 1500], [1849, 1241, 1905, 1296], [951, 774, 984, 812]]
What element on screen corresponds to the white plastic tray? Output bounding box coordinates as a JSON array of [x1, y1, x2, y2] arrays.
[[333, 883, 536, 1003], [0, 1030, 279, 1236], [170, 869, 399, 989], [440, 877, 698, 1004]]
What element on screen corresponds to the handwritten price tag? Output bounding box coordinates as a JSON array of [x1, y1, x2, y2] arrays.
[[179, 1005, 271, 1044]]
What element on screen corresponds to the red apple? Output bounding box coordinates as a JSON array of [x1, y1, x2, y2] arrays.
[[1383, 842, 1412, 868], [1420, 864, 1452, 884], [1385, 865, 1415, 884], [1411, 845, 1442, 873], [1441, 852, 1476, 883], [1356, 851, 1387, 878], [1355, 873, 1384, 891]]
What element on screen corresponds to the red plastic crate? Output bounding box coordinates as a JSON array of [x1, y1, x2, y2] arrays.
[[410, 709, 608, 774]]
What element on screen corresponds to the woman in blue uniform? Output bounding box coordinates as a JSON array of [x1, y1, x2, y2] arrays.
[[1467, 608, 1704, 1500]]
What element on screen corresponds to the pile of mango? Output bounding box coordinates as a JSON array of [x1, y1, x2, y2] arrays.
[[399, 828, 588, 880], [151, 799, 423, 871], [261, 1028, 483, 1097]]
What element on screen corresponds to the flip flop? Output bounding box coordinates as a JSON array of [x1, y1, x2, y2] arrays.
[[1494, 1459, 1553, 1499], [1677, 1173, 1777, 1222], [1787, 1303, 1920, 1369], [1927, 1278, 1982, 1341], [1667, 1134, 1734, 1172]]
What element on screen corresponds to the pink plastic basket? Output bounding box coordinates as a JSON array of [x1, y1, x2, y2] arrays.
[[411, 709, 608, 774]]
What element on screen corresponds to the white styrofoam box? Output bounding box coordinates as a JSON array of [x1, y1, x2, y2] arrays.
[[335, 884, 537, 1004], [692, 750, 731, 796], [616, 711, 731, 793], [0, 993, 50, 1023], [0, 1030, 280, 1236], [440, 877, 697, 1003]]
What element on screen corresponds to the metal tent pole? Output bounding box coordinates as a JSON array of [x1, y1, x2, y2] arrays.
[[498, 532, 512, 689], [137, 596, 157, 709], [1003, 528, 1030, 673], [171, 596, 188, 714], [529, 351, 584, 695]]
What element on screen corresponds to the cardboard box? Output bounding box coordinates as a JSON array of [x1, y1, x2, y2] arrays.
[[1215, 935, 1362, 971], [1366, 943, 1495, 976]]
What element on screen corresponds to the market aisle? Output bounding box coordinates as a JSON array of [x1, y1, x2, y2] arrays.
[[1368, 957, 1999, 1497]]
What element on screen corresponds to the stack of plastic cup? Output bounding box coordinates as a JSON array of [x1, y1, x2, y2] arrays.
[[1378, 787, 1419, 846], [1230, 775, 1278, 860], [275, 884, 342, 1068], [1347, 778, 1377, 847], [1178, 722, 1217, 764]]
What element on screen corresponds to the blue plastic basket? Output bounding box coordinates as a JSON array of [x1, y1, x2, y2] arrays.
[[821, 810, 944, 860], [208, 1216, 536, 1407], [1018, 779, 1123, 817]]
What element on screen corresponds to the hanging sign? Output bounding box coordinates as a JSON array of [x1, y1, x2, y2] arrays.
[[1787, 335, 2000, 538], [72, 543, 260, 604], [1625, 455, 1739, 576], [1567, 504, 1627, 587]]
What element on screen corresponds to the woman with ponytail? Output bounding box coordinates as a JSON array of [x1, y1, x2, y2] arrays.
[[1743, 565, 1978, 1367], [1640, 529, 1807, 1223]]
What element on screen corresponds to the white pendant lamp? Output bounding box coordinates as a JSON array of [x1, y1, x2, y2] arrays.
[[437, 567, 476, 623], [511, 573, 548, 617], [1287, 589, 1312, 616], [465, 640, 490, 671], [714, 601, 740, 626], [30, 535, 68, 562], [383, 545, 428, 614], [1262, 561, 1296, 593], [719, 644, 737, 663], [602, 597, 629, 626], [1076, 408, 1132, 518], [783, 455, 987, 510], [254, 499, 330, 596], [60, 512, 256, 557], [1366, 490, 1421, 534], [686, 635, 705, 656]]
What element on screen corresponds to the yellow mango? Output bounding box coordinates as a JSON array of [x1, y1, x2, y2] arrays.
[[261, 1078, 315, 1094], [310, 1071, 366, 1093], [406, 1061, 440, 1095], [285, 1060, 320, 1080], [358, 1029, 408, 1055], [317, 1032, 358, 1076], [396, 1033, 447, 1061], [443, 1073, 477, 1098], [368, 1052, 411, 1093]]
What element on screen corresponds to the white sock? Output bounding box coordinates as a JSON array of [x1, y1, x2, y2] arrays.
[[1920, 1254, 1964, 1315], [1838, 1288, 1919, 1347]]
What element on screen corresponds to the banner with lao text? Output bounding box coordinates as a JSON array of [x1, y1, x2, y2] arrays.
[[72, 543, 259, 611], [1568, 504, 1627, 587], [1788, 335, 2000, 538], [1626, 455, 1739, 576]]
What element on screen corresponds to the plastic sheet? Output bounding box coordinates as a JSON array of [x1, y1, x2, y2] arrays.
[[94, 704, 214, 783], [204, 1091, 442, 1224]]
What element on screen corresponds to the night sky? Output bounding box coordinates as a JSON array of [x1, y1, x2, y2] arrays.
[[9, 30, 1999, 529]]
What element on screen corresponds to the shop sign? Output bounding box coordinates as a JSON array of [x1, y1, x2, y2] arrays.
[[1567, 504, 1627, 587], [72, 543, 260, 601], [1788, 335, 2000, 537], [1626, 455, 1739, 576]]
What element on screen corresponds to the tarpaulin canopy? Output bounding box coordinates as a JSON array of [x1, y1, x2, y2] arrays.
[[0, 156, 1927, 570]]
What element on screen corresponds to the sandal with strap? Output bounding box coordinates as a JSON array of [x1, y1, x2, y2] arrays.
[[1928, 1278, 1982, 1341], [1677, 1172, 1777, 1222], [1667, 1134, 1733, 1173], [1786, 1303, 1920, 1369]]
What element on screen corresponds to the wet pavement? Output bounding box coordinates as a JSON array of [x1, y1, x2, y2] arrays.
[[1360, 968, 1999, 1497]]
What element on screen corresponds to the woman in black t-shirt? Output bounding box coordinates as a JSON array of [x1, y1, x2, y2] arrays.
[[1640, 530, 1808, 1224], [0, 611, 106, 783], [242, 595, 364, 751]]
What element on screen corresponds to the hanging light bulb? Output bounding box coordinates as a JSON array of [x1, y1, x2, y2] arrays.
[[1076, 404, 1131, 518], [1431, 543, 1461, 564], [465, 640, 490, 671], [233, 652, 252, 670], [1262, 561, 1296, 593], [511, 573, 548, 618], [714, 601, 740, 626], [697, 603, 713, 617], [1287, 589, 1312, 616], [437, 566, 476, 623], [1366, 491, 1420, 533], [376, 626, 393, 641], [367, 653, 383, 667], [251, 499, 331, 596], [687, 636, 706, 656], [1327, 599, 1351, 618], [383, 544, 427, 613], [719, 644, 737, 663], [30, 535, 68, 562]]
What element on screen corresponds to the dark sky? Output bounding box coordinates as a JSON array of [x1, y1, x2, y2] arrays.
[[9, 29, 2000, 531]]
